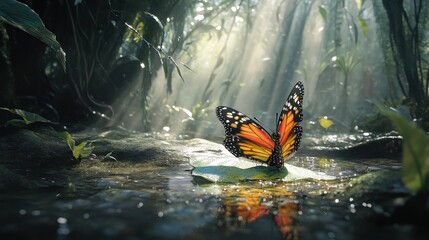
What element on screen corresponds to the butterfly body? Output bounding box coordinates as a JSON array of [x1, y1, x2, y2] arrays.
[[216, 81, 304, 168], [267, 132, 283, 168]]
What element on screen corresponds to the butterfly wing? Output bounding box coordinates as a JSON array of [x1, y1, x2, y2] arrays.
[[277, 81, 304, 159], [216, 106, 275, 163]]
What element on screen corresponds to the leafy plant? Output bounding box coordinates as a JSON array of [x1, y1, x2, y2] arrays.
[[0, 107, 52, 125], [0, 0, 66, 70], [61, 132, 94, 160], [375, 1, 429, 126], [335, 52, 360, 120], [378, 104, 429, 193]]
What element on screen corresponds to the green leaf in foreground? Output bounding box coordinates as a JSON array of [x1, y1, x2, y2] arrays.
[[61, 132, 94, 160], [377, 104, 429, 193], [0, 0, 66, 71]]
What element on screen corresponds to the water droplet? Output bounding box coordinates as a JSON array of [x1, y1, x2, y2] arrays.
[[137, 202, 144, 208], [83, 213, 90, 219], [334, 199, 339, 203], [57, 217, 67, 224], [32, 210, 41, 216], [158, 212, 164, 217], [19, 209, 26, 215]]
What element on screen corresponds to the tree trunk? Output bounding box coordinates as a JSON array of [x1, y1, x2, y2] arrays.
[[0, 23, 15, 107], [382, 0, 425, 106]]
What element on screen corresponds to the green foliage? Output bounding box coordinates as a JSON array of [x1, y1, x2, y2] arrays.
[[375, 1, 429, 123], [61, 132, 94, 160], [357, 17, 368, 37], [378, 104, 429, 193], [0, 107, 53, 125], [355, 0, 364, 11], [318, 5, 328, 23], [355, 0, 368, 40], [1, 108, 48, 124], [336, 52, 360, 75], [0, 0, 66, 70]]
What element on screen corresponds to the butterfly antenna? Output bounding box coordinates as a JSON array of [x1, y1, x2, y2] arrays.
[[275, 112, 279, 131], [254, 117, 276, 134]]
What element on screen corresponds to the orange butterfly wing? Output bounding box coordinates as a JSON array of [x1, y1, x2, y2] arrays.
[[216, 106, 274, 163], [277, 82, 304, 159]]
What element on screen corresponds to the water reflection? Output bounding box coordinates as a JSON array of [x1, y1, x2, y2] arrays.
[[217, 184, 299, 239]]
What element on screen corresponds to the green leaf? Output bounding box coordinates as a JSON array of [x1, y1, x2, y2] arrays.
[[377, 104, 429, 193], [12, 109, 49, 124], [358, 17, 368, 37], [190, 152, 335, 183], [192, 166, 288, 182], [80, 143, 94, 159], [73, 141, 88, 159], [318, 5, 328, 23], [61, 131, 93, 159], [0, 0, 66, 71], [4, 119, 27, 127], [61, 132, 76, 152], [355, 0, 362, 11], [1, 107, 51, 125]]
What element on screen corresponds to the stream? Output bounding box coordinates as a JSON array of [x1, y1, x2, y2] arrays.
[[0, 130, 425, 240]]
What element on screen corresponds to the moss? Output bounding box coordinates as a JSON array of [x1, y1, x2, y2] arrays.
[[0, 165, 32, 190]]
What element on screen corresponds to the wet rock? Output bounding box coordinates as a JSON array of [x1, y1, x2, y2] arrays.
[[0, 165, 32, 190], [302, 135, 402, 159], [0, 127, 72, 168], [345, 170, 404, 200], [0, 127, 190, 169]]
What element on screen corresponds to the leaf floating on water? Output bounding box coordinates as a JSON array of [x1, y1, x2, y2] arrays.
[[189, 147, 335, 183], [319, 116, 334, 129], [192, 165, 288, 183]]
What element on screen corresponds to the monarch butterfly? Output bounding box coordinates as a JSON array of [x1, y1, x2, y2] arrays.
[[216, 81, 303, 168]]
